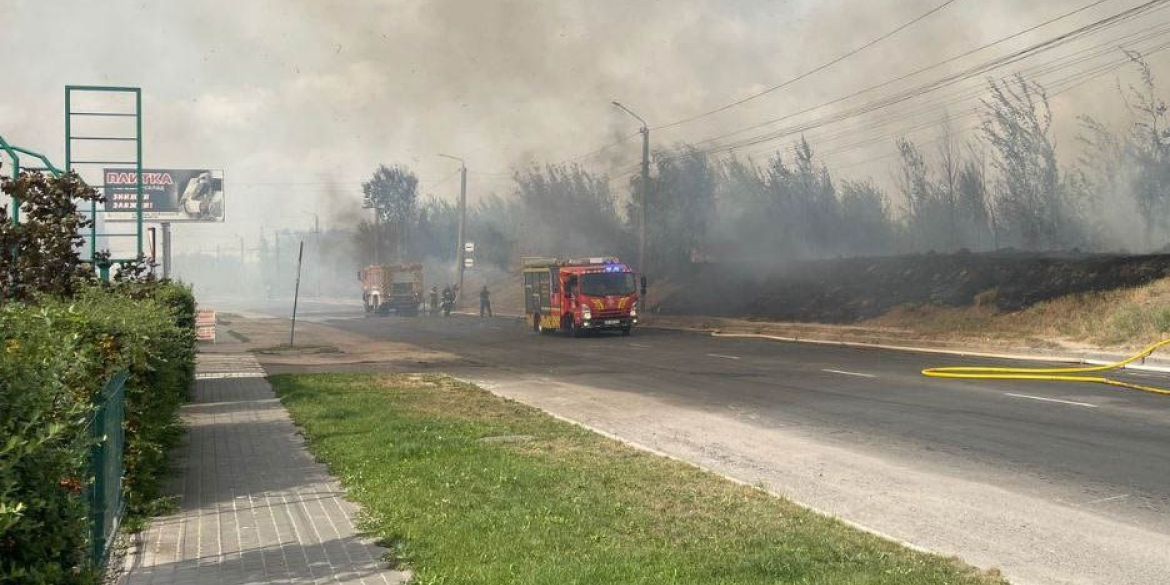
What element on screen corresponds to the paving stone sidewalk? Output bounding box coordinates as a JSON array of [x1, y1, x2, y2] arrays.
[[123, 353, 409, 585]]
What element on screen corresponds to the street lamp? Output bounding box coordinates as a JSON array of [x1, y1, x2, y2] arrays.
[[439, 153, 468, 299], [612, 100, 650, 281]]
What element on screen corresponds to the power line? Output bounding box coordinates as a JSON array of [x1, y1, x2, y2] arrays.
[[431, 168, 463, 189], [491, 0, 1161, 193], [600, 32, 1170, 187], [652, 0, 965, 131], [598, 0, 1130, 179], [749, 38, 1170, 179], [560, 131, 643, 164], [734, 22, 1170, 162], [686, 0, 1132, 152], [478, 130, 643, 178], [681, 0, 1170, 158], [554, 0, 1129, 182], [490, 0, 1126, 181]]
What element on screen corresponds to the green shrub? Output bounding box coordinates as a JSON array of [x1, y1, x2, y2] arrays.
[[0, 282, 196, 582], [0, 307, 104, 585], [53, 284, 196, 510]]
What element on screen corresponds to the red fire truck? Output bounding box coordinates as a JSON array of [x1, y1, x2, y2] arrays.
[[359, 263, 424, 316], [522, 257, 644, 337]]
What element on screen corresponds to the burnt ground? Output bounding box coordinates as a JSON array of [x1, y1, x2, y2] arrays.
[[659, 251, 1170, 323]]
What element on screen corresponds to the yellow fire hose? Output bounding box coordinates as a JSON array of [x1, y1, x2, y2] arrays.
[[922, 338, 1170, 396]]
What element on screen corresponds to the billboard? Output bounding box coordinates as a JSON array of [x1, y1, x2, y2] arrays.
[[103, 168, 225, 222]]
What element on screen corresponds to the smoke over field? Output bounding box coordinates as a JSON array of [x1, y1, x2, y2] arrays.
[[8, 0, 1170, 309]]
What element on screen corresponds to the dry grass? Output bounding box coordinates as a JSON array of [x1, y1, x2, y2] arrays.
[[864, 276, 1170, 349]]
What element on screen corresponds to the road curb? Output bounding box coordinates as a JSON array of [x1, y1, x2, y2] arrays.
[[456, 376, 940, 561], [649, 328, 1170, 375]]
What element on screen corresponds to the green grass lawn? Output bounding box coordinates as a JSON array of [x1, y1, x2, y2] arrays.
[[271, 373, 1007, 585]]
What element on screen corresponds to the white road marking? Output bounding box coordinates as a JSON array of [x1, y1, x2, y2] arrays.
[[822, 368, 876, 378], [1004, 393, 1098, 408], [628, 343, 650, 349], [1081, 494, 1129, 506], [707, 353, 741, 360]]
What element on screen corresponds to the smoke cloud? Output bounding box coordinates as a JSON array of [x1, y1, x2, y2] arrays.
[[4, 0, 1170, 300]]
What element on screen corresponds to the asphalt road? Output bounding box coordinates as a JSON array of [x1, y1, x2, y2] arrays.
[[253, 300, 1170, 584]]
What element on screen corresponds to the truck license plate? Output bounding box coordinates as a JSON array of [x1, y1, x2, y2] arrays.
[[604, 319, 620, 325]]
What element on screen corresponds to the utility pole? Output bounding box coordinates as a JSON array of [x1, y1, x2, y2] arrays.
[[613, 101, 649, 276], [439, 153, 467, 301], [161, 222, 172, 279], [290, 241, 304, 346], [640, 126, 649, 271]]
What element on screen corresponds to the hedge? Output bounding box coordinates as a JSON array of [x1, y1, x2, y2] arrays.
[[0, 282, 195, 584]]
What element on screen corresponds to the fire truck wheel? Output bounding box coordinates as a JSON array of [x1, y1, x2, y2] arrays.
[[570, 319, 584, 338], [621, 326, 632, 336]]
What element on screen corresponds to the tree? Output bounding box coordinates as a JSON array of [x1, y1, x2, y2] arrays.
[[1120, 51, 1170, 247], [839, 179, 896, 254], [0, 170, 102, 302], [469, 194, 519, 270], [362, 164, 419, 262], [715, 139, 900, 262], [635, 146, 718, 275], [980, 75, 1073, 250], [937, 117, 960, 250], [896, 136, 944, 250], [956, 144, 994, 250], [407, 197, 459, 262], [513, 163, 628, 259]]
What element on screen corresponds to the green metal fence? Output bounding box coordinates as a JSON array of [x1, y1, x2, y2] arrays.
[[87, 370, 128, 568]]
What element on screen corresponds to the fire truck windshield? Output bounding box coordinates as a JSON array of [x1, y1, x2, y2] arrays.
[[579, 272, 636, 296]]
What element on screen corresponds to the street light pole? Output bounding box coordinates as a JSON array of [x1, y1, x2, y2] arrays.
[[439, 153, 467, 301], [612, 101, 649, 277]]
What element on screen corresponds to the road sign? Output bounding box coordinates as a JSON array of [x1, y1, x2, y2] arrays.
[[464, 241, 475, 253], [464, 257, 474, 268]]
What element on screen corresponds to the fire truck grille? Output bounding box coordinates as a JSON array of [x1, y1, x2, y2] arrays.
[[593, 309, 626, 319]]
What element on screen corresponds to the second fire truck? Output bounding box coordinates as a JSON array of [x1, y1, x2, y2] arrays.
[[522, 257, 643, 337], [359, 263, 424, 316]]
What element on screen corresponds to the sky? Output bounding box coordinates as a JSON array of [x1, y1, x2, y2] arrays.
[[3, 0, 1170, 255]]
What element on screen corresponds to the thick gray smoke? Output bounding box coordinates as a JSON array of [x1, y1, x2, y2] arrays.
[[5, 0, 1170, 303]]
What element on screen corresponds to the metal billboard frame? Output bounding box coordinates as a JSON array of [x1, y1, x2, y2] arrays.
[[65, 85, 144, 269]]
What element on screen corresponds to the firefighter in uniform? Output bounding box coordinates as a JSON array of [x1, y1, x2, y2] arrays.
[[480, 285, 492, 318], [441, 285, 455, 316]]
